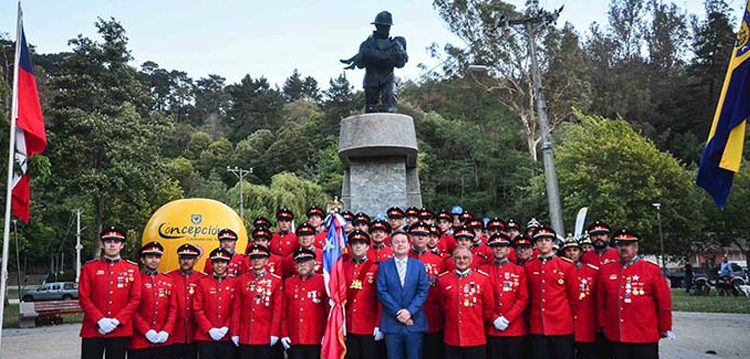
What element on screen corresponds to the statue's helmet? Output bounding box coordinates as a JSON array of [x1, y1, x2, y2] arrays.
[[371, 11, 393, 26]]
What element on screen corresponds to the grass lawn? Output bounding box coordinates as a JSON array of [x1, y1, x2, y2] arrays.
[[2, 302, 83, 329], [671, 289, 750, 314]]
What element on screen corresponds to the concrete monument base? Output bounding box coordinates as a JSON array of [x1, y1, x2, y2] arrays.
[[339, 113, 422, 216]]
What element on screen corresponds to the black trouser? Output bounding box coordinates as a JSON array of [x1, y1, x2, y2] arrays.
[[487, 336, 524, 359], [423, 331, 444, 359], [346, 333, 378, 359], [81, 337, 129, 359], [198, 341, 236, 359], [576, 342, 598, 359], [530, 335, 574, 359], [612, 342, 658, 359], [127, 346, 171, 359], [596, 332, 613, 359], [444, 344, 485, 359], [239, 344, 271, 359], [270, 342, 284, 359], [684, 276, 693, 293], [170, 343, 198, 359], [289, 345, 321, 359]]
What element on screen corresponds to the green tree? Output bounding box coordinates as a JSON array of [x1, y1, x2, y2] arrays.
[[432, 0, 591, 160], [302, 76, 321, 102], [193, 74, 228, 133], [521, 113, 705, 255], [231, 172, 329, 228], [282, 69, 305, 102], [44, 19, 182, 255], [321, 73, 360, 134], [225, 75, 285, 142]]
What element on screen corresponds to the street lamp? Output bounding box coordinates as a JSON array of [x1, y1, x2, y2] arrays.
[[652, 202, 666, 269], [227, 166, 253, 220]]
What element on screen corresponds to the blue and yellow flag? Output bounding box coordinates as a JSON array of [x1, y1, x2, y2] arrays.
[[697, 1, 750, 209]]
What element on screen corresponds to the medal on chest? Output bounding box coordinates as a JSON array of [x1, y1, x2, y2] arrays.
[[307, 290, 320, 304], [579, 278, 591, 300], [254, 279, 272, 306], [462, 281, 479, 307], [350, 279, 363, 290], [624, 276, 632, 303]]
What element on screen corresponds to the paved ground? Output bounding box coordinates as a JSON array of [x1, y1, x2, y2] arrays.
[[2, 311, 749, 358]]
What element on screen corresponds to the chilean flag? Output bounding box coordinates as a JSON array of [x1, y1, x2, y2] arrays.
[[321, 212, 348, 359], [10, 14, 47, 223]]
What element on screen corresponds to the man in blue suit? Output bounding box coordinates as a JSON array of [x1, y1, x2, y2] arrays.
[[376, 228, 430, 359]]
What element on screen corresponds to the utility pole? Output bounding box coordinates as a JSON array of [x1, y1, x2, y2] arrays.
[[653, 203, 666, 270], [13, 220, 22, 300], [226, 166, 253, 220], [75, 210, 83, 283], [503, 6, 565, 235]]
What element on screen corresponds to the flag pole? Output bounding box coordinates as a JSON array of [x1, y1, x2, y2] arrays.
[[0, 2, 23, 349]]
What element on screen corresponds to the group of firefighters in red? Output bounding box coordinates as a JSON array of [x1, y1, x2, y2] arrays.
[[79, 205, 674, 359]]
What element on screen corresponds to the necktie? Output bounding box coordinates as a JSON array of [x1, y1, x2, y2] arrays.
[[397, 260, 406, 287]]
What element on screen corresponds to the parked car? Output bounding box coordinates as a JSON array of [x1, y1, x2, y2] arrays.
[[21, 282, 78, 302], [663, 268, 686, 289]]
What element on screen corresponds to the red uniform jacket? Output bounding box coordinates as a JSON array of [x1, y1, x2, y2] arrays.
[[282, 247, 323, 278], [314, 231, 327, 249], [481, 260, 528, 337], [231, 271, 284, 345], [203, 252, 246, 278], [270, 231, 298, 257], [597, 258, 672, 343], [368, 244, 394, 264], [166, 269, 206, 344], [438, 270, 495, 347], [438, 233, 457, 255], [408, 250, 446, 333], [581, 247, 619, 268], [193, 275, 236, 342], [507, 247, 517, 264], [79, 258, 141, 338], [525, 256, 578, 336], [342, 257, 381, 335], [282, 274, 329, 345], [129, 272, 178, 350], [573, 263, 599, 343]]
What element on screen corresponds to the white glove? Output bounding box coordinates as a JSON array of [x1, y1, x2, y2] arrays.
[[281, 336, 291, 350], [219, 326, 229, 336], [208, 328, 225, 341], [157, 331, 169, 343], [110, 318, 120, 328], [666, 331, 676, 341], [493, 316, 510, 331], [97, 318, 115, 334], [98, 327, 107, 335], [373, 327, 384, 341], [231, 336, 240, 347], [145, 329, 160, 344], [270, 336, 279, 346]]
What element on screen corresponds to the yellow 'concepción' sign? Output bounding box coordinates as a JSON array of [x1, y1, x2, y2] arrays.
[[141, 198, 248, 272]]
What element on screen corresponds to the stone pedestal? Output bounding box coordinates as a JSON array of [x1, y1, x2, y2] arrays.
[[339, 113, 422, 216]]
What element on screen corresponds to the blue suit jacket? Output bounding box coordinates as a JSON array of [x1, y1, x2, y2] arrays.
[[376, 257, 430, 334]]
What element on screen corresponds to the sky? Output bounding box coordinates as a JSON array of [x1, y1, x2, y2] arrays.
[[0, 0, 747, 88]]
